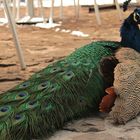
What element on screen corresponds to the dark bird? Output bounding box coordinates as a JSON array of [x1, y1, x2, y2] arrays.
[[120, 8, 140, 52]]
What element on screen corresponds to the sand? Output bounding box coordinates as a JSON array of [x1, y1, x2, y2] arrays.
[[0, 6, 140, 140], [49, 113, 140, 140]]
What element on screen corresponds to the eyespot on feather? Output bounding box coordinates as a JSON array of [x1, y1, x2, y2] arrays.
[[38, 81, 50, 90], [12, 114, 26, 125], [62, 71, 75, 80], [0, 106, 12, 117], [19, 82, 30, 89], [50, 67, 61, 73]]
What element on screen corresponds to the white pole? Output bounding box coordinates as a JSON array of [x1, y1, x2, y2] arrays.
[[114, 0, 122, 20], [12, 0, 16, 19], [39, 0, 46, 23], [75, 0, 80, 19], [16, 0, 20, 20], [26, 0, 34, 18], [3, 3, 8, 23], [59, 0, 63, 19], [94, 0, 101, 25], [37, 0, 40, 16], [136, 0, 140, 4], [49, 0, 54, 24], [74, 0, 76, 17], [3, 0, 26, 70]]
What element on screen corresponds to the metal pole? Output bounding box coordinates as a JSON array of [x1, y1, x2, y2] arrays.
[[94, 0, 101, 25], [39, 0, 46, 23], [12, 0, 16, 19], [136, 0, 140, 4], [26, 0, 34, 17], [114, 0, 122, 20], [75, 0, 80, 19], [3, 0, 26, 70], [59, 0, 63, 19], [49, 0, 54, 24], [16, 0, 20, 20]]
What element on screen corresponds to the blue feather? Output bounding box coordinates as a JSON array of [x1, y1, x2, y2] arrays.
[[120, 9, 140, 52]]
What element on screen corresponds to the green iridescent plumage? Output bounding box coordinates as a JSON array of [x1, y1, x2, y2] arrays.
[[0, 41, 120, 140]]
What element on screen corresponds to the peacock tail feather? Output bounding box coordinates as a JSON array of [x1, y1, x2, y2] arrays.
[[0, 41, 120, 140]]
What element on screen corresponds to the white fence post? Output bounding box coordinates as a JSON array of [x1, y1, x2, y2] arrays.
[[3, 0, 26, 70], [26, 0, 34, 17], [49, 0, 54, 24], [114, 0, 122, 20], [94, 0, 101, 25]]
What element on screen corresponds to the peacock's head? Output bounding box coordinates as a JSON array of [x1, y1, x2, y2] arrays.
[[133, 8, 140, 24]]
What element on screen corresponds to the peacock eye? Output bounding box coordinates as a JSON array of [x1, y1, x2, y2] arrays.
[[68, 71, 74, 76], [63, 71, 74, 80], [18, 92, 27, 97], [19, 82, 30, 89], [38, 81, 50, 90], [0, 106, 9, 112], [52, 68, 57, 71], [50, 67, 61, 73], [41, 83, 47, 87], [15, 114, 22, 120], [67, 73, 71, 76], [29, 101, 36, 106]]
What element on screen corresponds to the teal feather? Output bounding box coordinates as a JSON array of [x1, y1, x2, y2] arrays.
[[0, 41, 120, 139]]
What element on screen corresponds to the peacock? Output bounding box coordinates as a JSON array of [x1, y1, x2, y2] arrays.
[[0, 8, 140, 140]]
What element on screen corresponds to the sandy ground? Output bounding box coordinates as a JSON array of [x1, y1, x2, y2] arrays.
[[49, 113, 140, 140], [0, 6, 140, 140]]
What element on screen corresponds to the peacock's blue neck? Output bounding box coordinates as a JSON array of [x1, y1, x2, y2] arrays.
[[120, 13, 140, 52]]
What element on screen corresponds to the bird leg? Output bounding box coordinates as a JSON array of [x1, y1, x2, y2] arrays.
[[99, 86, 117, 113]]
